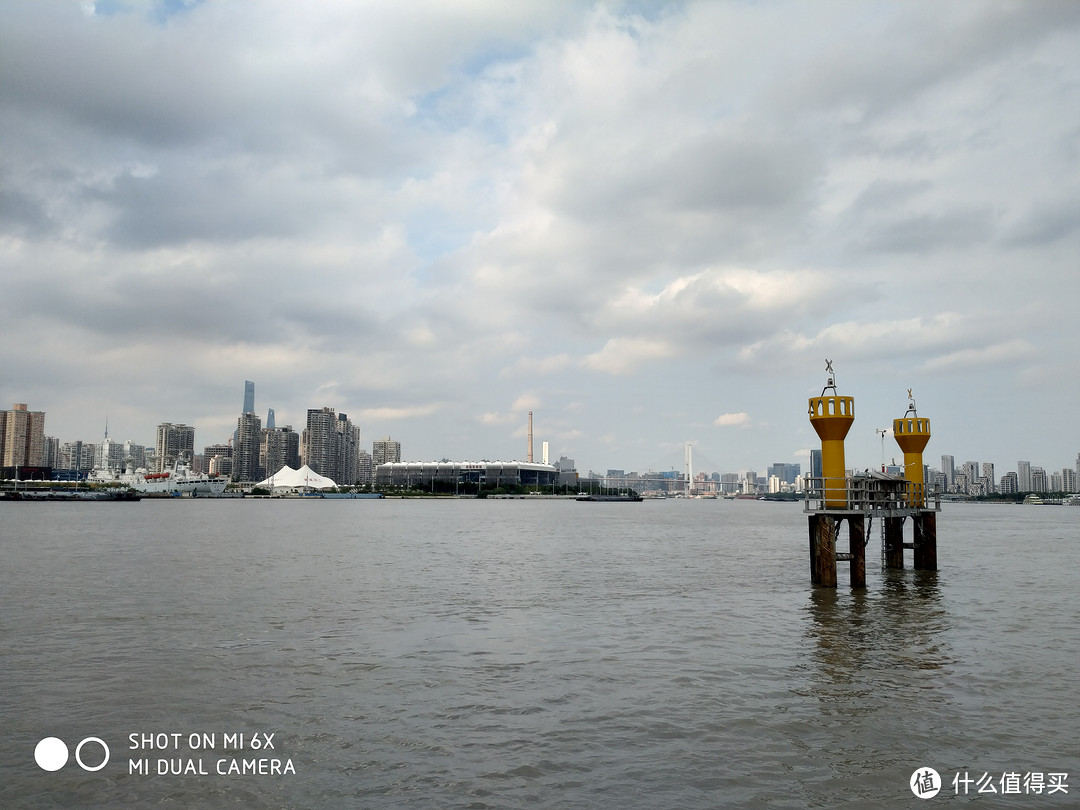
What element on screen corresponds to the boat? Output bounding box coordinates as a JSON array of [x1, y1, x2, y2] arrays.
[[576, 493, 643, 502], [0, 489, 142, 501], [92, 460, 228, 497]]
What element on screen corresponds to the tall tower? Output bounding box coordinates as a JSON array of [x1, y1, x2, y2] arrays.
[[808, 360, 854, 508], [893, 390, 931, 506], [1, 403, 47, 468], [243, 380, 255, 415], [233, 412, 262, 482]]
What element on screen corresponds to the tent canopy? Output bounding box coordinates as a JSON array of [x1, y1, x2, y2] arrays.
[[256, 464, 337, 490]]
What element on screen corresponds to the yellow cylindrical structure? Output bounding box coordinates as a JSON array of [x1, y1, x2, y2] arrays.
[[893, 415, 930, 506], [809, 394, 855, 508]]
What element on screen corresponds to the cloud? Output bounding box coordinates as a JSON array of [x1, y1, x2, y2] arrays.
[[1, 1, 1078, 476], [358, 403, 443, 422], [715, 413, 751, 428], [582, 338, 677, 376]]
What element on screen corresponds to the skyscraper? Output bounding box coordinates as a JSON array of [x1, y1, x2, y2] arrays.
[[302, 407, 360, 484], [155, 423, 195, 473], [233, 412, 262, 482], [261, 425, 300, 478], [1018, 460, 1032, 492], [243, 380, 255, 415], [303, 407, 336, 477], [372, 436, 401, 466], [1, 403, 46, 469], [266, 407, 276, 430], [940, 455, 955, 490]]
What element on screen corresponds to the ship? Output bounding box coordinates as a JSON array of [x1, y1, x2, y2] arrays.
[[90, 460, 228, 497]]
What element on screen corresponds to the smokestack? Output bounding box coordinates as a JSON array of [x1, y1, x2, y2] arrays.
[[528, 411, 534, 462], [542, 441, 549, 465]]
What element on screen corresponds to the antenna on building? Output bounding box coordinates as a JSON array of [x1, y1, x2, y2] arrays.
[[821, 358, 837, 396]]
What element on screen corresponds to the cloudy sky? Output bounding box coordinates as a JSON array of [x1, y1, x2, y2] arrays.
[[2, 0, 1078, 477]]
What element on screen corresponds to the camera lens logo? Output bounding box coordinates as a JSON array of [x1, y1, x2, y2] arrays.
[[35, 737, 110, 772]]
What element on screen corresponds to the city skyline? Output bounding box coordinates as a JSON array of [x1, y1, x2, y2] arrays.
[[2, 2, 1078, 477], [11, 390, 1079, 489]]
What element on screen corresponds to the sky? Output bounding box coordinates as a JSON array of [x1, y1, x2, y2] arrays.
[[2, 0, 1079, 478]]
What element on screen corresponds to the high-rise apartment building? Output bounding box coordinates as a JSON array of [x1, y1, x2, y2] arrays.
[[261, 425, 300, 477], [303, 407, 336, 477], [1017, 461, 1032, 492], [233, 413, 263, 482], [155, 423, 195, 472], [1000, 471, 1018, 494], [205, 443, 233, 478], [372, 436, 401, 466], [357, 450, 373, 487], [302, 407, 360, 484], [94, 438, 125, 473], [1062, 468, 1077, 494], [940, 455, 955, 490], [44, 436, 61, 468], [767, 462, 801, 485], [1, 403, 47, 469], [335, 413, 361, 486], [1031, 467, 1047, 493]]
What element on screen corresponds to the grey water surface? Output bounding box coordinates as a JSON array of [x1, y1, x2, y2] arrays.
[[1, 498, 1076, 808]]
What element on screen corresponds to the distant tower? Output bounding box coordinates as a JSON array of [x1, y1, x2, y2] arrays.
[[808, 360, 854, 508], [527, 411, 533, 463], [542, 441, 549, 465], [893, 390, 931, 506], [266, 408, 276, 430], [243, 380, 255, 415]]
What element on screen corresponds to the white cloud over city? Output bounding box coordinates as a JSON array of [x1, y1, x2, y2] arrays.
[[2, 0, 1078, 475]]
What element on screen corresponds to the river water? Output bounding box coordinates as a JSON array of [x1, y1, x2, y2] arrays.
[[1, 498, 1076, 808]]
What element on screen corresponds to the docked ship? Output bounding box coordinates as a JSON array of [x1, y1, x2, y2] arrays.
[[90, 461, 228, 497]]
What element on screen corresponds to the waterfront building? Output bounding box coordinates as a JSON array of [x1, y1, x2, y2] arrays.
[[203, 443, 232, 477], [1050, 471, 1063, 493], [94, 438, 125, 473], [1000, 471, 1018, 495], [357, 450, 374, 486], [303, 407, 361, 484], [261, 425, 300, 478], [303, 408, 335, 477], [44, 436, 60, 469], [372, 436, 401, 466], [155, 423, 195, 472], [1017, 460, 1032, 492], [767, 462, 801, 485], [1063, 467, 1077, 494], [1, 403, 46, 469], [940, 455, 955, 489], [375, 460, 558, 490], [1031, 467, 1047, 493], [953, 472, 970, 495], [233, 412, 263, 482], [122, 440, 147, 471]]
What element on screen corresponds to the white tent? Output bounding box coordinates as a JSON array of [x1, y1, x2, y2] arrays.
[[256, 465, 338, 490]]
